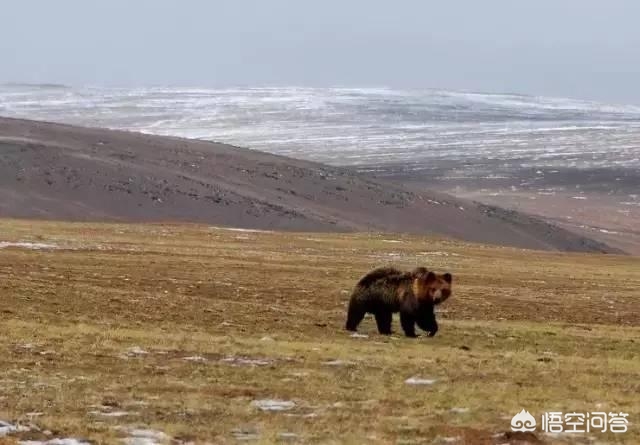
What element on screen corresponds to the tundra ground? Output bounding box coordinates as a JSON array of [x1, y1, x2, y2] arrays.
[[0, 219, 638, 444]]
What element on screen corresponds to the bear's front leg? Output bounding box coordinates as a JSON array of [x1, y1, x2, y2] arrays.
[[416, 305, 438, 337], [426, 319, 438, 337], [417, 316, 438, 337], [400, 312, 417, 338]]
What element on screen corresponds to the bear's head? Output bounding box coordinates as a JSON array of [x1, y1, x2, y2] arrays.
[[412, 267, 453, 305]]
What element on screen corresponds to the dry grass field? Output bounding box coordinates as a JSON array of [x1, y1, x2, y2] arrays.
[[0, 219, 638, 445]]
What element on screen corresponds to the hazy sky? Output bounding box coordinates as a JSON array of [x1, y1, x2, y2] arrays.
[[2, 0, 640, 103]]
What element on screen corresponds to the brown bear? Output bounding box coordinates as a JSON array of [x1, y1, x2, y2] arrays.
[[345, 266, 452, 337]]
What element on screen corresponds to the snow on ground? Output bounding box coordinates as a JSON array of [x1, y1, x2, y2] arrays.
[[231, 426, 260, 441], [417, 251, 460, 257], [436, 437, 461, 444], [117, 427, 170, 445], [182, 355, 207, 362], [209, 226, 273, 233], [404, 377, 438, 385], [278, 432, 299, 441], [2, 420, 91, 445], [20, 440, 91, 445], [122, 346, 149, 358], [322, 359, 356, 367], [0, 420, 30, 436], [220, 356, 272, 366], [88, 410, 133, 418], [251, 399, 296, 412], [0, 242, 60, 250]]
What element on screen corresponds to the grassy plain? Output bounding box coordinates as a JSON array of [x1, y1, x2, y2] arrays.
[[0, 219, 638, 444]]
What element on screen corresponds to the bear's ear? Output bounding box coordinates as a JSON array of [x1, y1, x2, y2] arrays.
[[412, 266, 428, 277], [425, 271, 436, 283], [443, 273, 452, 284]]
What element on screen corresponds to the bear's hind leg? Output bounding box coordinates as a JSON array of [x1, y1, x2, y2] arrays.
[[400, 312, 417, 338], [374, 311, 393, 335], [345, 299, 366, 331]]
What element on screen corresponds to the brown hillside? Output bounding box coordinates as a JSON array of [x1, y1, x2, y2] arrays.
[[0, 117, 620, 253]]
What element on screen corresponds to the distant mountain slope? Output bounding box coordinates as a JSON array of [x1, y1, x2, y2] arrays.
[[0, 117, 621, 253]]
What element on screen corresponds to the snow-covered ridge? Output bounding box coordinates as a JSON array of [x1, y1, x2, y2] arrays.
[[2, 85, 639, 169]]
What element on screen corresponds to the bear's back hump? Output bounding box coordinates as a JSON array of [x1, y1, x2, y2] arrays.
[[356, 267, 403, 288]]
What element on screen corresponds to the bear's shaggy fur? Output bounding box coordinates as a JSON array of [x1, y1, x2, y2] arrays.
[[345, 266, 452, 337]]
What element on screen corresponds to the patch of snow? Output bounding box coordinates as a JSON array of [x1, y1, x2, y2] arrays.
[[350, 333, 368, 338], [417, 251, 459, 257], [1, 420, 30, 437], [231, 427, 260, 442], [118, 428, 169, 445], [20, 440, 91, 445], [0, 241, 60, 250], [449, 407, 469, 414], [89, 410, 131, 417], [209, 226, 272, 233], [404, 377, 437, 385], [251, 399, 295, 412], [129, 401, 149, 407], [124, 346, 148, 357], [571, 196, 588, 200], [220, 356, 271, 366], [182, 355, 207, 363], [382, 239, 402, 243], [278, 432, 299, 441], [322, 359, 355, 366], [260, 336, 274, 342], [121, 437, 162, 445]]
